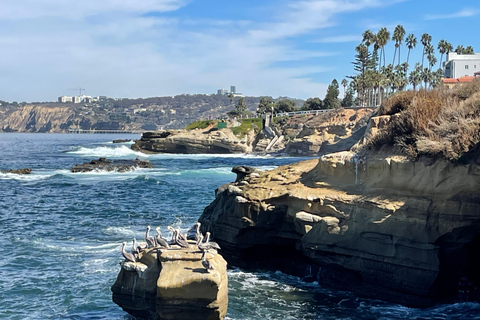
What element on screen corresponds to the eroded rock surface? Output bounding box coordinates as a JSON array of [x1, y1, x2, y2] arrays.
[[70, 158, 153, 172], [199, 152, 480, 306], [1, 168, 32, 174], [111, 245, 228, 320], [132, 129, 253, 154]]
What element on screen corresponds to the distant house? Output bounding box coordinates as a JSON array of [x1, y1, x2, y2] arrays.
[[443, 52, 480, 78], [442, 76, 477, 89]]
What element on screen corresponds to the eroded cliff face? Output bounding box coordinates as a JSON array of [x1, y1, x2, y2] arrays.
[[131, 129, 255, 154], [199, 152, 480, 306], [0, 105, 76, 132]]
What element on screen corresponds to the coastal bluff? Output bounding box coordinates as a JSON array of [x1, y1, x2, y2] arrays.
[[111, 246, 228, 320], [198, 154, 480, 307]]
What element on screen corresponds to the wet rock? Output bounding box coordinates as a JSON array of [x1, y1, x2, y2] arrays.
[[1, 168, 32, 174], [112, 139, 131, 143], [70, 158, 153, 173]]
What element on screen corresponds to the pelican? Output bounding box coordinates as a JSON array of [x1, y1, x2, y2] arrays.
[[203, 231, 221, 250], [145, 225, 156, 248], [131, 238, 140, 258], [201, 250, 214, 272], [196, 233, 204, 246], [155, 227, 170, 249], [175, 229, 190, 248], [187, 222, 201, 241], [121, 242, 136, 263]]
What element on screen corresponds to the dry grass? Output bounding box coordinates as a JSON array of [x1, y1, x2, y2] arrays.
[[367, 78, 480, 161]]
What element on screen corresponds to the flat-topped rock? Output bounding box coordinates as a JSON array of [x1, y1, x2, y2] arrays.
[[70, 157, 153, 173], [111, 245, 228, 320]]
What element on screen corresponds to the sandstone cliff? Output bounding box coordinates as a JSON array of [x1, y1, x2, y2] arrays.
[[199, 152, 480, 306]]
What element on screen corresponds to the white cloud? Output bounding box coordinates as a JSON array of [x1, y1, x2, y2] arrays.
[[314, 35, 361, 43], [0, 0, 403, 101], [424, 9, 479, 21]]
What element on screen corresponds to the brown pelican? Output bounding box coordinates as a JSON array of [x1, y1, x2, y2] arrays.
[[196, 233, 204, 246], [187, 222, 201, 241], [167, 226, 189, 248], [203, 232, 221, 250], [145, 225, 156, 248], [122, 242, 136, 263], [131, 238, 140, 258], [201, 250, 214, 272], [155, 227, 170, 249]]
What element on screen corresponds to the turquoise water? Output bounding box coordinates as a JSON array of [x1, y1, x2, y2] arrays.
[[1, 133, 479, 320]]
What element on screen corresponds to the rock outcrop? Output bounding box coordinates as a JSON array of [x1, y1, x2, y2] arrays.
[[111, 246, 228, 320], [132, 129, 254, 154], [70, 158, 153, 172], [199, 152, 480, 307]]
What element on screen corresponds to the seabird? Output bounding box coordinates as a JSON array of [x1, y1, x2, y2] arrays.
[[175, 229, 190, 248], [122, 242, 136, 263], [187, 222, 201, 241], [203, 232, 221, 250], [131, 238, 140, 258], [145, 225, 156, 248], [155, 227, 170, 249], [196, 233, 204, 246], [201, 250, 214, 272]]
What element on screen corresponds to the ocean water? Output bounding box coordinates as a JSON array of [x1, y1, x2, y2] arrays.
[[1, 133, 479, 320]]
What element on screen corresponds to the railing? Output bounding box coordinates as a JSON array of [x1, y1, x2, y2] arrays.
[[67, 129, 145, 134]]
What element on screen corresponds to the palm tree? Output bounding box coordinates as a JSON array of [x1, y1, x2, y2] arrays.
[[421, 33, 432, 68], [409, 63, 422, 91], [377, 27, 390, 68], [362, 29, 375, 48], [392, 25, 406, 66], [341, 79, 348, 97], [406, 33, 417, 65], [465, 46, 475, 54], [455, 45, 465, 54], [425, 44, 435, 70], [437, 39, 447, 67]]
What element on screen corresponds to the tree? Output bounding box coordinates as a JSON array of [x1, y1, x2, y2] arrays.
[[257, 96, 274, 114], [437, 39, 448, 67], [302, 98, 323, 110], [341, 86, 354, 108], [455, 45, 465, 54], [465, 46, 475, 54], [235, 97, 247, 114], [406, 33, 417, 65], [392, 24, 406, 66], [376, 27, 390, 68], [275, 99, 297, 113], [421, 33, 432, 68], [228, 93, 234, 104], [341, 78, 348, 97], [409, 63, 422, 91], [324, 79, 340, 109]]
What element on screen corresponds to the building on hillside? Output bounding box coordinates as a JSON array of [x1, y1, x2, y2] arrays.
[[443, 52, 480, 78], [58, 95, 100, 103], [216, 85, 243, 97]]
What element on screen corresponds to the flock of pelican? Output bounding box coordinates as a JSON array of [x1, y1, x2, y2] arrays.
[[120, 222, 220, 272]]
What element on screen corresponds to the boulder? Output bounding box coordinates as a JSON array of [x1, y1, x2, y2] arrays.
[[111, 245, 228, 320], [70, 158, 153, 173]]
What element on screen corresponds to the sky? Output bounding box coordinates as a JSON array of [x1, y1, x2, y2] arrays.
[[0, 0, 479, 102]]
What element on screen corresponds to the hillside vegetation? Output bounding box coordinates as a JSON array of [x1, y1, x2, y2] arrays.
[[366, 78, 480, 161]]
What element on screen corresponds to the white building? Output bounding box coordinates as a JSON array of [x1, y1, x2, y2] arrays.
[[57, 95, 98, 103], [443, 52, 480, 78]]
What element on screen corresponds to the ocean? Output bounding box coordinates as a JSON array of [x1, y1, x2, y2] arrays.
[[1, 133, 479, 320]]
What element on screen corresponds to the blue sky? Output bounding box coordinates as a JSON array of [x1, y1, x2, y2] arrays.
[[0, 0, 479, 102]]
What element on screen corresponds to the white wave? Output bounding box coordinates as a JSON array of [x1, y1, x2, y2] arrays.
[[103, 226, 137, 237], [0, 172, 51, 182], [68, 145, 147, 158]]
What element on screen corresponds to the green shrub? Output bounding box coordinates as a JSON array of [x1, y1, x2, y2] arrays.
[[185, 120, 216, 130], [230, 118, 262, 137]]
